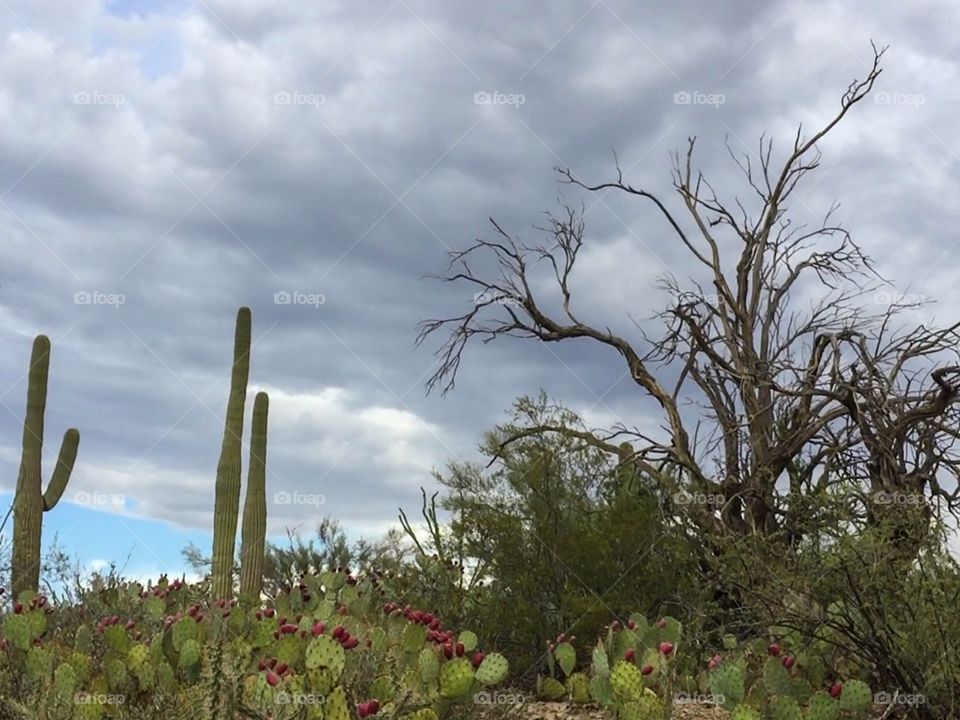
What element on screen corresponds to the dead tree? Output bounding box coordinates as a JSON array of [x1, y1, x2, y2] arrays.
[[418, 44, 960, 550]]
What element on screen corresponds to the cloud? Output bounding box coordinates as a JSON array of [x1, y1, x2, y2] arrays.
[[0, 0, 959, 567]]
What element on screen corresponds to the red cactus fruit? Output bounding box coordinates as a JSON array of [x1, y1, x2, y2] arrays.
[[659, 642, 674, 655], [625, 648, 635, 662], [641, 664, 654, 676], [830, 683, 843, 698]]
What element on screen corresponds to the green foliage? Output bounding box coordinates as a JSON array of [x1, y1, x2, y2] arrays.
[[404, 393, 701, 674]]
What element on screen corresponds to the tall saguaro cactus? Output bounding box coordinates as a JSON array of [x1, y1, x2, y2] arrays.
[[12, 336, 80, 597], [239, 391, 269, 601], [211, 307, 252, 600]]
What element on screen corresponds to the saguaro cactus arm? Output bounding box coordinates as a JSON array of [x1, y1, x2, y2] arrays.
[[43, 428, 79, 510], [211, 307, 252, 601], [12, 335, 80, 597], [239, 391, 269, 601]]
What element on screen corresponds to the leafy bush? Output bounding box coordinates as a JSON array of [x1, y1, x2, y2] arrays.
[[401, 394, 702, 678]]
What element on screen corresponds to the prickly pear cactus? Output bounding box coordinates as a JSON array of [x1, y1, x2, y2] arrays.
[[325, 685, 352, 720], [729, 705, 761, 720], [458, 630, 478, 652], [708, 660, 746, 710], [538, 676, 566, 700], [53, 662, 77, 701], [3, 614, 33, 651], [178, 638, 201, 668], [592, 641, 610, 677], [838, 680, 872, 717], [610, 660, 646, 702], [439, 657, 475, 698], [305, 635, 346, 677], [619, 695, 664, 720], [554, 641, 576, 676], [589, 674, 615, 706], [475, 652, 509, 686], [768, 696, 802, 720], [805, 690, 840, 720], [566, 671, 591, 703], [763, 657, 794, 697]]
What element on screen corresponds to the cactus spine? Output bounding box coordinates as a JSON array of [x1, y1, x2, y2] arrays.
[[11, 336, 79, 597], [211, 307, 252, 600], [239, 391, 269, 601]]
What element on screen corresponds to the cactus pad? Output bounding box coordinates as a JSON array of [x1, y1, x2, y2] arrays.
[[439, 657, 475, 698], [619, 695, 663, 720], [729, 705, 761, 720], [838, 680, 872, 715], [25, 646, 53, 681], [592, 642, 610, 678], [806, 691, 840, 720], [566, 672, 591, 703], [538, 676, 566, 700], [610, 660, 646, 702], [2, 614, 32, 651], [768, 696, 802, 720], [178, 638, 201, 668], [475, 652, 508, 686], [589, 675, 614, 706], [305, 635, 346, 677], [419, 647, 440, 683], [554, 641, 576, 676], [458, 630, 478, 652], [762, 658, 793, 697], [53, 662, 77, 701], [325, 685, 352, 720]]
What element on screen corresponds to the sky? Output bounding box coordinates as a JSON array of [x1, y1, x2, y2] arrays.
[[0, 0, 959, 582]]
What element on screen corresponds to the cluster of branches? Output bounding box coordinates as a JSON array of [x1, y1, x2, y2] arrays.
[[417, 44, 960, 550]]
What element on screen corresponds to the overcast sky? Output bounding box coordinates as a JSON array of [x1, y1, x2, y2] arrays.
[[0, 0, 958, 581]]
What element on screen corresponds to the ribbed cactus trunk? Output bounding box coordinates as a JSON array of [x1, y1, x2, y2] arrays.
[[12, 336, 80, 598], [239, 391, 269, 601], [210, 308, 252, 601]]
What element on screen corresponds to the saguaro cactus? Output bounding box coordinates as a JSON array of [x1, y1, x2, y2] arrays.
[[12, 336, 80, 597], [239, 391, 269, 601], [211, 307, 252, 600]]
